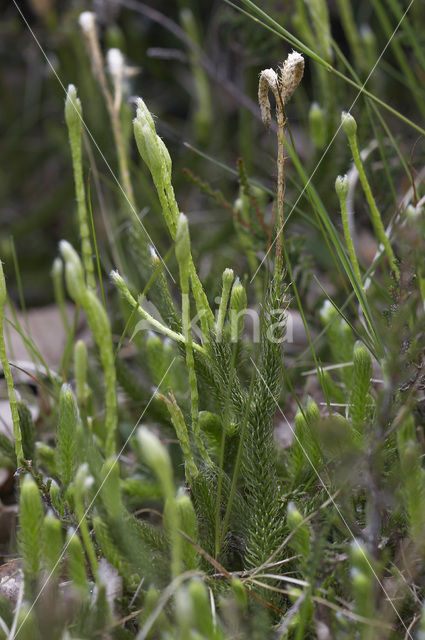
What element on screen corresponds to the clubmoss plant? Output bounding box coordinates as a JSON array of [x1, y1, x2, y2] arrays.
[[175, 213, 210, 464], [51, 257, 70, 332], [73, 463, 98, 580], [349, 342, 373, 432], [216, 268, 234, 341], [60, 240, 117, 456], [160, 392, 198, 481], [74, 339, 90, 416], [56, 383, 78, 488], [258, 51, 304, 283], [350, 540, 376, 639], [341, 111, 399, 278], [0, 261, 23, 463], [229, 277, 247, 343], [66, 526, 89, 593], [111, 269, 205, 355], [42, 510, 63, 578], [19, 474, 44, 591], [335, 173, 362, 284], [133, 99, 214, 340], [65, 84, 96, 290], [137, 427, 181, 578], [79, 11, 135, 208], [5, 5, 425, 636]]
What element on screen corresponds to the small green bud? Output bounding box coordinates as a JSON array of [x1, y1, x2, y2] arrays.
[[66, 527, 88, 592], [351, 568, 369, 590], [175, 213, 191, 267], [56, 383, 78, 488], [229, 277, 247, 342], [309, 102, 326, 148], [75, 463, 94, 496], [42, 510, 63, 575], [287, 501, 310, 560], [216, 268, 234, 339], [341, 111, 357, 138], [175, 585, 194, 634], [156, 134, 172, 178], [65, 85, 83, 134], [188, 579, 214, 635], [74, 340, 88, 406], [353, 342, 372, 373], [137, 426, 173, 495], [51, 257, 63, 283], [135, 97, 156, 132], [350, 539, 373, 575], [287, 501, 303, 529], [171, 488, 198, 569], [49, 479, 63, 515], [100, 457, 122, 521], [134, 115, 170, 187], [319, 299, 336, 324], [406, 204, 424, 223], [59, 240, 85, 302], [18, 402, 35, 461], [19, 475, 44, 583], [231, 577, 248, 609], [289, 587, 303, 603], [223, 267, 234, 288], [133, 118, 150, 169], [142, 124, 165, 180], [305, 398, 320, 423], [199, 411, 222, 445], [335, 174, 349, 201]]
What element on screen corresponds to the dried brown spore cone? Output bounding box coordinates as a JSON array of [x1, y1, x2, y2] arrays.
[[258, 51, 304, 129]]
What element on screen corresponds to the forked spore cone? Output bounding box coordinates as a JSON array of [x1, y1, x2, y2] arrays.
[[258, 51, 304, 128]]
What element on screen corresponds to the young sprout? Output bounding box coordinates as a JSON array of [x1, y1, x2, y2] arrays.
[[65, 85, 96, 290], [341, 111, 399, 278], [335, 173, 362, 284], [215, 268, 234, 340]]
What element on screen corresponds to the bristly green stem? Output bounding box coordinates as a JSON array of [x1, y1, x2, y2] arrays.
[[51, 258, 70, 333], [176, 214, 211, 465], [65, 85, 96, 291], [111, 270, 206, 355], [0, 262, 24, 464], [341, 112, 399, 279], [133, 100, 215, 340], [60, 241, 117, 457], [335, 175, 362, 285], [215, 268, 234, 340]]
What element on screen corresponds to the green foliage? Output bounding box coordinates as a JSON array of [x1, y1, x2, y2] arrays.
[[3, 4, 425, 637], [42, 510, 63, 577], [397, 415, 425, 547], [17, 402, 36, 461], [19, 475, 44, 590], [66, 527, 89, 593], [56, 383, 78, 488]]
